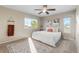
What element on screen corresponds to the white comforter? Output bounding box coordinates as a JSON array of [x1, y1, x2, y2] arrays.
[[32, 31, 61, 47]]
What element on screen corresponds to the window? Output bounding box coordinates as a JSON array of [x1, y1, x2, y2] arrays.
[[24, 18, 32, 27], [64, 17, 71, 33], [24, 18, 38, 29]]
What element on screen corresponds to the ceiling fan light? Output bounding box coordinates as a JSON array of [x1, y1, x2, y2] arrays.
[[43, 7, 47, 13], [43, 10, 46, 13]]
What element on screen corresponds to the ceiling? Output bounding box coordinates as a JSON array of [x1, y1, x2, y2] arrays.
[[2, 5, 76, 17]]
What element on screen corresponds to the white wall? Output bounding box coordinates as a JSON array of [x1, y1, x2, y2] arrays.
[[41, 10, 76, 40], [0, 6, 40, 44]]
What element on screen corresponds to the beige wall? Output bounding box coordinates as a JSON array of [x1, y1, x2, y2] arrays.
[[0, 6, 40, 44], [76, 6, 79, 52], [41, 10, 76, 40]]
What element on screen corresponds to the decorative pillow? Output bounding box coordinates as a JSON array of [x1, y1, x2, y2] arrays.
[[47, 27, 53, 32]]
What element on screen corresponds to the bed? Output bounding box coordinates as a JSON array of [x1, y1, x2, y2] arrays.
[[32, 31, 61, 47]]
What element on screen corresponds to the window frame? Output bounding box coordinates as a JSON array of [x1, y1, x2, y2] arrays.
[[24, 17, 38, 29], [63, 16, 71, 33]]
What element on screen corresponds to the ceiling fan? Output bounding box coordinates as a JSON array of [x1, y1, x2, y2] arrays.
[[35, 5, 56, 14]]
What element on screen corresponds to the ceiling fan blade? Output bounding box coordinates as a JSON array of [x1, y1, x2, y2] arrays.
[[47, 9, 56, 11], [43, 5, 47, 8], [46, 11, 49, 14], [35, 9, 42, 11], [38, 11, 42, 14]]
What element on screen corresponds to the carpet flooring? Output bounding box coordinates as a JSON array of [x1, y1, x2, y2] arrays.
[[0, 38, 77, 53]]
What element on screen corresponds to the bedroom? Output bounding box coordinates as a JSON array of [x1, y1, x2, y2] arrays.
[[0, 5, 78, 53]]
